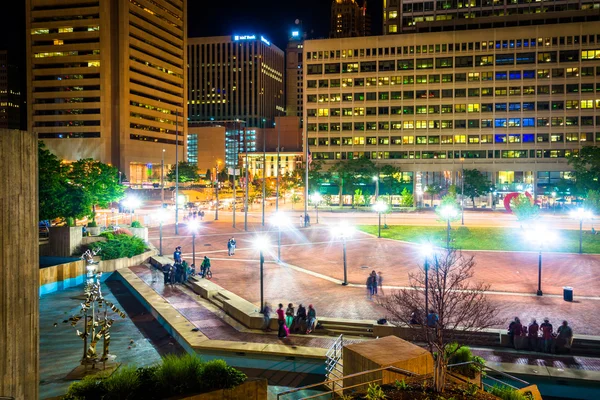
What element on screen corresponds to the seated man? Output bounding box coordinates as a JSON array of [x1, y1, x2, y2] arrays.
[[554, 320, 574, 354], [200, 256, 211, 278]]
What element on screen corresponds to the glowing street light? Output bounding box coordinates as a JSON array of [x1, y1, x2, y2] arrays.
[[372, 176, 379, 201], [525, 226, 557, 296], [123, 196, 141, 225], [271, 211, 290, 262], [571, 207, 592, 254], [188, 219, 200, 268], [439, 205, 458, 249], [331, 222, 355, 286], [310, 192, 323, 224], [156, 208, 168, 256], [253, 236, 270, 311], [373, 201, 388, 238], [421, 243, 436, 315]]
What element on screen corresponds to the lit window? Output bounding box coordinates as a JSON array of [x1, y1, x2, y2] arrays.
[[388, 25, 398, 33], [389, 11, 398, 19]]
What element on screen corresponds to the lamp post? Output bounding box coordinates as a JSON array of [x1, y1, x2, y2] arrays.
[[310, 193, 322, 224], [551, 191, 557, 213], [373, 201, 387, 238], [215, 161, 220, 221], [119, 171, 122, 185], [123, 196, 141, 225], [460, 157, 465, 226], [525, 227, 556, 296], [188, 219, 200, 268], [253, 236, 270, 312], [439, 205, 458, 249], [157, 208, 167, 256], [161, 149, 165, 208], [271, 211, 289, 263], [331, 222, 355, 286], [571, 207, 592, 254], [373, 176, 379, 202], [421, 243, 435, 315]]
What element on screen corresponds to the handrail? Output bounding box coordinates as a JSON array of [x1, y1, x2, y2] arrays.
[[276, 365, 416, 400], [447, 360, 530, 390]]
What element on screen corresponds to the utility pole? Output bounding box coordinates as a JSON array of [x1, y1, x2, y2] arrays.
[[175, 112, 179, 235]]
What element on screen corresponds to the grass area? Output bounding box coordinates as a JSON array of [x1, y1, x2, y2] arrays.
[[357, 225, 600, 253]]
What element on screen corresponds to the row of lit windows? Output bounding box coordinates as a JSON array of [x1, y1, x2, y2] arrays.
[[307, 116, 599, 131], [306, 34, 600, 60], [308, 132, 595, 146], [306, 51, 600, 75], [311, 149, 580, 161], [30, 26, 99, 35], [307, 100, 600, 116]]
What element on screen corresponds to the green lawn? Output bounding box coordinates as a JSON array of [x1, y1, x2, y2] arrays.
[[357, 225, 600, 254]]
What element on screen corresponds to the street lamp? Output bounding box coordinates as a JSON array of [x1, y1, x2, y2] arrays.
[[525, 226, 557, 296], [421, 243, 436, 316], [310, 192, 323, 224], [373, 201, 388, 238], [551, 191, 557, 213], [331, 222, 355, 286], [373, 176, 379, 202], [439, 205, 458, 249], [123, 196, 141, 225], [188, 219, 200, 268], [253, 236, 270, 312], [271, 211, 290, 262], [460, 157, 465, 226], [571, 207, 592, 254], [156, 208, 167, 256], [215, 160, 221, 221]]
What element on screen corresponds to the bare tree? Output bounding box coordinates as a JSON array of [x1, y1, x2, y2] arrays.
[[378, 248, 503, 393]]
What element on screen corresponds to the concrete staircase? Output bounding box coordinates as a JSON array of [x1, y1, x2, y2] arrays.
[[318, 318, 376, 338]]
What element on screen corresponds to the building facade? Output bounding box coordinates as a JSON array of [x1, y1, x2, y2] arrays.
[[304, 22, 600, 204], [26, 0, 187, 183], [0, 50, 22, 130], [187, 35, 285, 129], [383, 0, 600, 35], [286, 32, 304, 121], [331, 0, 370, 39], [241, 152, 303, 180]]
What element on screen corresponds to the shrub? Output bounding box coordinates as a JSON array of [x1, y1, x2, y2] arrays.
[[87, 221, 98, 228], [394, 379, 409, 391], [131, 220, 143, 228], [63, 371, 109, 400], [366, 383, 386, 400], [154, 353, 204, 396], [102, 365, 141, 399], [488, 385, 529, 400], [447, 343, 484, 378], [94, 233, 147, 260], [200, 359, 247, 391]]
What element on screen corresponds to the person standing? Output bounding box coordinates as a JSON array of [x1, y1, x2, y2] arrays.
[[377, 271, 384, 296], [370, 271, 378, 296], [227, 238, 233, 256], [173, 246, 182, 263], [262, 303, 272, 332], [306, 305, 317, 334], [276, 303, 287, 338], [200, 256, 210, 278], [508, 317, 522, 348], [555, 320, 573, 354], [540, 318, 553, 353], [285, 303, 295, 329], [230, 237, 237, 255], [366, 275, 373, 300], [528, 319, 540, 351], [426, 309, 439, 328]]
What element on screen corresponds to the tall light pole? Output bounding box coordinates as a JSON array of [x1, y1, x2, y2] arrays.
[[119, 171, 122, 185], [253, 236, 270, 312], [262, 118, 266, 227], [161, 149, 165, 208], [272, 211, 289, 262], [244, 126, 249, 232], [421, 243, 435, 315], [310, 193, 322, 224], [331, 222, 355, 286], [460, 157, 465, 226], [440, 205, 458, 249], [373, 201, 387, 238], [188, 220, 200, 268], [525, 227, 556, 296], [373, 176, 379, 203], [232, 120, 237, 229], [175, 112, 179, 235], [276, 121, 281, 212], [157, 208, 167, 256], [215, 161, 220, 221], [124, 196, 141, 225], [571, 208, 592, 254]]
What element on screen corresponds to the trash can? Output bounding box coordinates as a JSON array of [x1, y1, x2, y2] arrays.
[[563, 286, 573, 302]]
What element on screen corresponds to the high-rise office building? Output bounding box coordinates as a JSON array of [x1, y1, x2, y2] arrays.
[[187, 35, 285, 129], [0, 50, 22, 130], [286, 31, 304, 121], [304, 22, 600, 205], [384, 0, 600, 35], [330, 0, 370, 39], [26, 0, 187, 183]]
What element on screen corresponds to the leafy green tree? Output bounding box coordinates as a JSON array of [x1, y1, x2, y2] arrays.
[[400, 187, 414, 207], [379, 164, 404, 195], [205, 169, 212, 180], [68, 159, 125, 222], [62, 184, 94, 224], [584, 190, 600, 214], [425, 185, 443, 207], [167, 161, 200, 183], [331, 157, 377, 207], [38, 142, 67, 221], [305, 160, 331, 193], [511, 193, 540, 222], [463, 169, 492, 207], [567, 146, 600, 192]]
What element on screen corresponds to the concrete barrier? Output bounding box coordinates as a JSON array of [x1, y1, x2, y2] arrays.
[[180, 378, 267, 400]]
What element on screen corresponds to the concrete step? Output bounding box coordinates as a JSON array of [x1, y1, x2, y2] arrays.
[[320, 322, 374, 337]]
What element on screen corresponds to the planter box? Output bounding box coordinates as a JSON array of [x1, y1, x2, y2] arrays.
[[130, 227, 149, 243], [49, 226, 82, 256], [175, 379, 267, 400], [87, 226, 102, 236]]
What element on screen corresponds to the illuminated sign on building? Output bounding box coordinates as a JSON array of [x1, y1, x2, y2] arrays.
[[291, 31, 299, 37], [232, 34, 271, 46], [260, 36, 271, 46]]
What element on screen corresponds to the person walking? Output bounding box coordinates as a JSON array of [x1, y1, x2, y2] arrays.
[[377, 271, 384, 296], [306, 305, 317, 334], [370, 271, 378, 296], [528, 319, 540, 351], [262, 303, 272, 332], [285, 303, 295, 329], [276, 303, 287, 338], [366, 275, 373, 300], [540, 318, 553, 353]]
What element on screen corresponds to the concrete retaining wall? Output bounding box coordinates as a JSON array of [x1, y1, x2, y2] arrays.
[[179, 378, 267, 400]]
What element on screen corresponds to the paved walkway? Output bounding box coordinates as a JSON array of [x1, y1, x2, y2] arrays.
[[149, 221, 600, 335]]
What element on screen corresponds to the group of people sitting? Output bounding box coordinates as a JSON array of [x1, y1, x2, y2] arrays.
[[508, 317, 574, 354], [161, 246, 213, 287], [262, 303, 317, 338]]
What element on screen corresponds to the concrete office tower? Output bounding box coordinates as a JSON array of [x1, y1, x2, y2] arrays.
[[286, 31, 304, 121], [26, 0, 187, 183], [304, 22, 600, 206], [0, 50, 22, 130], [330, 0, 370, 39], [187, 35, 285, 129], [384, 0, 600, 35]]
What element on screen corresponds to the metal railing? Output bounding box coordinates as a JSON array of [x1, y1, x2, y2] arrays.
[[276, 365, 416, 400], [447, 360, 530, 391]]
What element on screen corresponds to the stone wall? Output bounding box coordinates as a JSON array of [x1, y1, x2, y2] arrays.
[[0, 129, 39, 400]]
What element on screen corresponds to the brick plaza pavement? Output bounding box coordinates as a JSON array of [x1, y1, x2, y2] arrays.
[[149, 221, 600, 335]]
